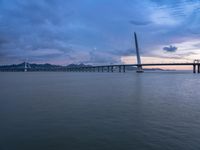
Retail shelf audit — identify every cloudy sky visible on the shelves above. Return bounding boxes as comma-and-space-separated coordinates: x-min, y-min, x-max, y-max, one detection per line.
0, 0, 200, 66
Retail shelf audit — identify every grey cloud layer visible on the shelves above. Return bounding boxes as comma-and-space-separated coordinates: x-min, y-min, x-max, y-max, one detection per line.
0, 0, 200, 64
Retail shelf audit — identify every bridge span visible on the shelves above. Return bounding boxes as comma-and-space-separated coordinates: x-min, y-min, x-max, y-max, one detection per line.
65, 62, 200, 74
66, 33, 200, 74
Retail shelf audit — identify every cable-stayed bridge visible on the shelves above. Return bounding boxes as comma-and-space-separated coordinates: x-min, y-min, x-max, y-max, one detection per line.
66, 32, 200, 74
2, 33, 199, 73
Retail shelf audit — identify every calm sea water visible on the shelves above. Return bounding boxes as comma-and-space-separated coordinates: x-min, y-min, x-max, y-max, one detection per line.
1, 72, 200, 150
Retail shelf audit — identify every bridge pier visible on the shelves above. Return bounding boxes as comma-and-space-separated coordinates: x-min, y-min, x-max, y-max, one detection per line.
123, 65, 125, 73
136, 65, 144, 73
111, 66, 114, 72
198, 65, 200, 73
102, 66, 104, 72
107, 66, 110, 72
193, 65, 196, 73
119, 66, 121, 72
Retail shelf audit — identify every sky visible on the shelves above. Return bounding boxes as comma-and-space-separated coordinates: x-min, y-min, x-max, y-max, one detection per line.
0, 0, 200, 67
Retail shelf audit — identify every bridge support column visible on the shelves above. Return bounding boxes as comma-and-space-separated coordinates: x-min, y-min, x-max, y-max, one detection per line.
111, 66, 114, 72
119, 66, 121, 72
136, 65, 144, 73
123, 65, 125, 73
102, 67, 104, 72
98, 67, 100, 72
107, 66, 109, 72
193, 65, 196, 73
198, 65, 200, 73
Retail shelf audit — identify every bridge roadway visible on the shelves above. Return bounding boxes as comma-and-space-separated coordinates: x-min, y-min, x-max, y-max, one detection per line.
66, 62, 200, 73
66, 33, 200, 74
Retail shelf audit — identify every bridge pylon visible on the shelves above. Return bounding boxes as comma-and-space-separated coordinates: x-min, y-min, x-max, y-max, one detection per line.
134, 32, 143, 73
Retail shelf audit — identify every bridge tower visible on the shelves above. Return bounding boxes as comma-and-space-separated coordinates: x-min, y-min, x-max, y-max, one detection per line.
134, 32, 143, 73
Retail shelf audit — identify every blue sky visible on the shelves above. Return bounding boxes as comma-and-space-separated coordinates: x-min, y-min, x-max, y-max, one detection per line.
0, 0, 200, 65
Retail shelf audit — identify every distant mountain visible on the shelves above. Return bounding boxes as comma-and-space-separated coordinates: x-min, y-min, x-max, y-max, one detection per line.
0, 62, 165, 72
0, 62, 92, 72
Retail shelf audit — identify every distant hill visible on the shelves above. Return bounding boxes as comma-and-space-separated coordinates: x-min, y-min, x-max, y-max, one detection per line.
0, 62, 164, 72
0, 62, 92, 72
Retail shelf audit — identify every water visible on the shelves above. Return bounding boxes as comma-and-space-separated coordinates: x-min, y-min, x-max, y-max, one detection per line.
1, 72, 200, 150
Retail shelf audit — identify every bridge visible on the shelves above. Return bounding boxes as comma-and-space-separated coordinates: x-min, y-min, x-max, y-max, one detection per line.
66, 32, 200, 74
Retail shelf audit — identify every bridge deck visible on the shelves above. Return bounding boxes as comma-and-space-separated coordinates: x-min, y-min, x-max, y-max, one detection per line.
88, 63, 200, 68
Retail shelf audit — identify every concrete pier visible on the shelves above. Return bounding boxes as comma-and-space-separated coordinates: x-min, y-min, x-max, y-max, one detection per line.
123, 65, 125, 73
111, 66, 114, 72
193, 65, 196, 73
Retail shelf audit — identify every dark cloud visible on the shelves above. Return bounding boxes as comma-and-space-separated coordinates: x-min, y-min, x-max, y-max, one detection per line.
0, 0, 75, 64
163, 45, 177, 52
0, 0, 199, 64
129, 20, 152, 26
